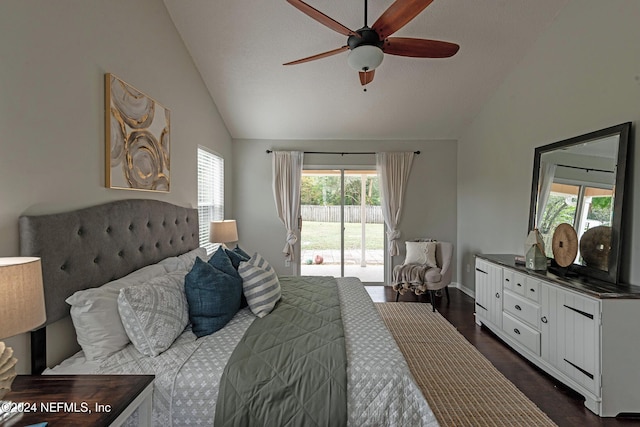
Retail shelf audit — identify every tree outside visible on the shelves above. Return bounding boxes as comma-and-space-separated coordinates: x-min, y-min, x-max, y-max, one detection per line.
539, 193, 613, 251
301, 175, 380, 206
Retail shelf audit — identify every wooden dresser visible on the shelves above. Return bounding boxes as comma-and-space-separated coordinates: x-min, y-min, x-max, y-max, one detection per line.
475, 254, 640, 417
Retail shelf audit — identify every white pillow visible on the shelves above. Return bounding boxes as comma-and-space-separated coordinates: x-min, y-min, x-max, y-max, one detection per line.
178, 247, 207, 270
158, 256, 182, 273
159, 247, 207, 272
65, 264, 167, 360
404, 241, 438, 268
239, 253, 281, 318
117, 273, 188, 357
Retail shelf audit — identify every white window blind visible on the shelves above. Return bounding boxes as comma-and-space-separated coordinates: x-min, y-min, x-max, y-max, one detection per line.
197, 147, 224, 254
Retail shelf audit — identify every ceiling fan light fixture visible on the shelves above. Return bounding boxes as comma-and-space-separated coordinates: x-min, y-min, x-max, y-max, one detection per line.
347, 45, 384, 72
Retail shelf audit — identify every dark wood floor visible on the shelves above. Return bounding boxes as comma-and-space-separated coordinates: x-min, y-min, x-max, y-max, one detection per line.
365, 285, 640, 427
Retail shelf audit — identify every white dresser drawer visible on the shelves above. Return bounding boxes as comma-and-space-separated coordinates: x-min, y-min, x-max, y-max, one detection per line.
504, 290, 540, 328
525, 277, 541, 302
503, 312, 541, 356
503, 269, 515, 292
506, 271, 527, 296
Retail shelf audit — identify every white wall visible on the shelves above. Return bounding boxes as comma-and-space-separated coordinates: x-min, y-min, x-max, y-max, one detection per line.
0, 0, 232, 372
232, 139, 457, 279
457, 0, 640, 290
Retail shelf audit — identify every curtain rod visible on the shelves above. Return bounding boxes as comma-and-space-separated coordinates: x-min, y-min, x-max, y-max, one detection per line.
557, 163, 613, 174
265, 150, 420, 155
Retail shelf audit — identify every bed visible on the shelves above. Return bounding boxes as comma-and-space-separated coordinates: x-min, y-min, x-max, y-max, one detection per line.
19, 199, 438, 426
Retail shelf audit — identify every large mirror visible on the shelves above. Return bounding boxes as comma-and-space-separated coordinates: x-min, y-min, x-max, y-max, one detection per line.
528, 122, 631, 284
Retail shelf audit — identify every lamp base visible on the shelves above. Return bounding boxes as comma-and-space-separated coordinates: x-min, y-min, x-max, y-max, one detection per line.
0, 341, 18, 401
0, 342, 19, 422
0, 401, 21, 422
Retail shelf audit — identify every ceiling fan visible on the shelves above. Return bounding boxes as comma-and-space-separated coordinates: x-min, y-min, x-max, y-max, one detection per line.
284, 0, 460, 89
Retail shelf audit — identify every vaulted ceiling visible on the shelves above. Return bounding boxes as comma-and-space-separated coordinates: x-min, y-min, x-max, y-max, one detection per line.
164, 0, 568, 140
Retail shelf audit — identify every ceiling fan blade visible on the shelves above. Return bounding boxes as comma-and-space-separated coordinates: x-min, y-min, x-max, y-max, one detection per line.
283, 46, 349, 66
383, 37, 459, 58
359, 69, 375, 85
287, 0, 358, 37
372, 0, 435, 39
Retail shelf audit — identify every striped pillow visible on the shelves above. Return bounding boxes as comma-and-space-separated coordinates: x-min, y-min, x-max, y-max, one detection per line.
238, 253, 281, 318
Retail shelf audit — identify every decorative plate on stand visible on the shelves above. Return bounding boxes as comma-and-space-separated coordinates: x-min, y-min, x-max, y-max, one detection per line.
552, 223, 578, 267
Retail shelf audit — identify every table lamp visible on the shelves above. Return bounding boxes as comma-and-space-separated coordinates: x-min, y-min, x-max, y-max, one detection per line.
209, 220, 239, 248
0, 257, 46, 401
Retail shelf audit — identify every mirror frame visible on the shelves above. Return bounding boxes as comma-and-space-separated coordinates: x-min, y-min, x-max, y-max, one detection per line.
528, 122, 631, 284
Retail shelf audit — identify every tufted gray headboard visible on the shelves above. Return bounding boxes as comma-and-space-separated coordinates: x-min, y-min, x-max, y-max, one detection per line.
19, 199, 199, 326
20, 199, 200, 373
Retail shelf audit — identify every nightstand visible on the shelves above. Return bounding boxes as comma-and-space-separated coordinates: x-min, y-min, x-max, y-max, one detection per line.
0, 375, 153, 427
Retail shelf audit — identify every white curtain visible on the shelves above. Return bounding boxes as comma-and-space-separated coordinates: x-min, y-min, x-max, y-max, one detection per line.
376, 152, 415, 256
536, 161, 557, 229
272, 151, 304, 261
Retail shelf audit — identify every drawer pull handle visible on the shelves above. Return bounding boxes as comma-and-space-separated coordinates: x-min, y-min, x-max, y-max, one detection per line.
517, 283, 522, 287
530, 288, 536, 293
541, 316, 548, 324
495, 293, 500, 299
505, 278, 510, 282
515, 304, 522, 311
514, 328, 521, 335
563, 304, 594, 320
564, 359, 594, 380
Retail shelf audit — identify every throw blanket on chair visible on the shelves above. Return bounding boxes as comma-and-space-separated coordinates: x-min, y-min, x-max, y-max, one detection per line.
392, 264, 442, 295
214, 276, 348, 427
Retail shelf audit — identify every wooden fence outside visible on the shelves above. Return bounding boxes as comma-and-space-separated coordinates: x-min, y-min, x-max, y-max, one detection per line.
301, 205, 384, 223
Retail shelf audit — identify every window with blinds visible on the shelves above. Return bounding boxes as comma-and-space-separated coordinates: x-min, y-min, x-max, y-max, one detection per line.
197, 147, 224, 254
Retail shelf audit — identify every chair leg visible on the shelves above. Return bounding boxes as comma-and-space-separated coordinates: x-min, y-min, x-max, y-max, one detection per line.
444, 286, 450, 304
429, 290, 436, 312
395, 290, 400, 302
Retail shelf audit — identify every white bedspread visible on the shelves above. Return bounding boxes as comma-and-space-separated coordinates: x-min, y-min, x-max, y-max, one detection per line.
338, 277, 437, 426
48, 277, 438, 426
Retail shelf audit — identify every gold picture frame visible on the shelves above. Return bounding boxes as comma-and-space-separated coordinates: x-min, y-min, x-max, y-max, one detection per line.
105, 73, 170, 192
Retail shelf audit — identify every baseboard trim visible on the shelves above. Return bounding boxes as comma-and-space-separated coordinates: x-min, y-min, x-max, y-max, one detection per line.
452, 282, 475, 299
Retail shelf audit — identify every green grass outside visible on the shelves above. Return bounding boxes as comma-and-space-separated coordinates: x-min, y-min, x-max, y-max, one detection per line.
300, 221, 384, 250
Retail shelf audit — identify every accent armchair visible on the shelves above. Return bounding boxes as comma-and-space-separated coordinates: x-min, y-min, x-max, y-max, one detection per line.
392, 240, 454, 311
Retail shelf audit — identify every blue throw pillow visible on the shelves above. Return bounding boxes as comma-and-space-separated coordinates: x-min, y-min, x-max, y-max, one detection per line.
209, 246, 241, 279
210, 246, 248, 308
233, 245, 251, 260
225, 248, 250, 270
185, 257, 242, 338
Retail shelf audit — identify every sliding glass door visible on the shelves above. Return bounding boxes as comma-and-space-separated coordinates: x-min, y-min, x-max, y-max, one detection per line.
299, 169, 384, 283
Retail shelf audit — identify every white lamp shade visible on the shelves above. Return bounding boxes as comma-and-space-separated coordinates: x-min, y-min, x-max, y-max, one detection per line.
347, 45, 384, 71
0, 257, 46, 339
209, 220, 239, 244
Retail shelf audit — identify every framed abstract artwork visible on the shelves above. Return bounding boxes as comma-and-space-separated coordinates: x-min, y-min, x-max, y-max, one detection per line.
105, 73, 171, 192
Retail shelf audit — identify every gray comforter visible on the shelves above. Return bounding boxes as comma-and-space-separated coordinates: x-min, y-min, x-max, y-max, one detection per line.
215, 276, 347, 426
